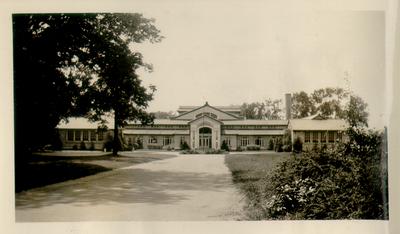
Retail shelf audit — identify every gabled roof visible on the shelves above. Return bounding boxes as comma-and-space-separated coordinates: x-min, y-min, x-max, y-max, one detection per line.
289, 119, 348, 131
173, 102, 240, 120
188, 114, 224, 124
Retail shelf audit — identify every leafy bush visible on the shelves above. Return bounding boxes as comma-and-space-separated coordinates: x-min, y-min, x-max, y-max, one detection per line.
293, 137, 303, 153
221, 140, 230, 151
246, 144, 260, 151
72, 144, 78, 150
89, 142, 95, 151
135, 139, 143, 149
180, 141, 190, 150
274, 138, 283, 152
282, 144, 291, 152
79, 141, 87, 150
103, 134, 122, 152
259, 128, 388, 220
267, 139, 274, 150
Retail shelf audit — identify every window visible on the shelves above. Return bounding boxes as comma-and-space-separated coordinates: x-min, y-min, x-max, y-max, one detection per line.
241, 137, 249, 146
90, 131, 96, 141
74, 130, 81, 141
163, 137, 172, 146
305, 132, 310, 143
83, 131, 89, 141
67, 130, 74, 141
328, 131, 335, 143
127, 137, 132, 145
312, 132, 319, 143
255, 137, 263, 146
320, 131, 327, 143
180, 136, 186, 145
98, 131, 104, 141
148, 136, 157, 144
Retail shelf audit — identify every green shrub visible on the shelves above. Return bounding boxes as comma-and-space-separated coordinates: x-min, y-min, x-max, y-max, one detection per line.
79, 141, 86, 150
72, 144, 78, 150
135, 139, 143, 149
274, 138, 283, 152
180, 141, 190, 150
293, 137, 303, 153
282, 144, 291, 152
259, 128, 388, 220
89, 142, 95, 151
267, 139, 274, 150
246, 144, 261, 151
221, 140, 230, 151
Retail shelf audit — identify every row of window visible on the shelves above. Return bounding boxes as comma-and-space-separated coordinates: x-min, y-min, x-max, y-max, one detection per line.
129, 125, 189, 129
66, 130, 104, 142
238, 137, 266, 146
146, 136, 186, 146
304, 131, 342, 143
223, 125, 286, 130
195, 112, 218, 119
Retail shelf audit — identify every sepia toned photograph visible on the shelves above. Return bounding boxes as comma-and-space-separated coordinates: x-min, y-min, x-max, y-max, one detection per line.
5, 0, 396, 231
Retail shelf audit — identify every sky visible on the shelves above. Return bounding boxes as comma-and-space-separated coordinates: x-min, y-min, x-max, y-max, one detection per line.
124, 2, 386, 129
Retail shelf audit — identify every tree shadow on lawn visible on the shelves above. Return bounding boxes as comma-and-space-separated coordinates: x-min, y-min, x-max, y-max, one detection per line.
16, 168, 233, 209
15, 153, 176, 192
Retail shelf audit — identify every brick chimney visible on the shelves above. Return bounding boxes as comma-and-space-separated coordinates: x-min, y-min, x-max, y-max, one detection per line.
285, 93, 292, 120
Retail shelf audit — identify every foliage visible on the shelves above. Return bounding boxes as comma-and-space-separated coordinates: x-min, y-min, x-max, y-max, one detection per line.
79, 141, 87, 150
344, 95, 369, 128
274, 138, 283, 152
246, 145, 261, 151
152, 111, 177, 119
240, 99, 283, 120
292, 137, 303, 153
290, 87, 369, 128
89, 142, 95, 151
282, 130, 292, 152
103, 134, 122, 152
259, 128, 388, 220
180, 141, 190, 150
13, 13, 163, 157
267, 139, 274, 150
221, 140, 230, 151
291, 91, 316, 118
180, 149, 227, 154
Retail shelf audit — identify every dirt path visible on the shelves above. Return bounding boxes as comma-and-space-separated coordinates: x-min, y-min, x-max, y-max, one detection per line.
15, 154, 244, 221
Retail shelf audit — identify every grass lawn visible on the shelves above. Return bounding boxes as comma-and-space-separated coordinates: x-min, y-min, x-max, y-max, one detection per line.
15, 151, 176, 193
225, 152, 291, 219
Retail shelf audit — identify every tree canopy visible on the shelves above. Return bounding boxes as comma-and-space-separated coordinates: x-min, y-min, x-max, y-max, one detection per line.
240, 87, 369, 128
291, 87, 368, 127
240, 99, 283, 120
13, 13, 163, 156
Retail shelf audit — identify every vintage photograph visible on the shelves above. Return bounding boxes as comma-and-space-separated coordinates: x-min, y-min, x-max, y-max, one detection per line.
12, 4, 389, 223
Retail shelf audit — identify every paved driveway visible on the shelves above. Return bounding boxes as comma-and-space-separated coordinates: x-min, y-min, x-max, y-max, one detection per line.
15, 154, 244, 221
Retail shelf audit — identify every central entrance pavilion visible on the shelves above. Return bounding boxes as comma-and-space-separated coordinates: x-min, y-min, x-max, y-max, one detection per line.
122, 102, 288, 151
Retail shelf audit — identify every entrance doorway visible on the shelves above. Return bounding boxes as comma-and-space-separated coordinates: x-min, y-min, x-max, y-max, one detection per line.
199, 127, 212, 149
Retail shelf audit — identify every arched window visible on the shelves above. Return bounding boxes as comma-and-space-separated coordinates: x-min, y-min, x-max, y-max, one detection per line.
199, 127, 212, 134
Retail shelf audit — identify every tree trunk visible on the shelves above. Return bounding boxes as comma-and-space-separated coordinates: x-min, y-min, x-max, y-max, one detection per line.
113, 111, 119, 156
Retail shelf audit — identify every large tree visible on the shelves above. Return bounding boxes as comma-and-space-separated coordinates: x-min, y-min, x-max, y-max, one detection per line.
240, 99, 283, 120
344, 95, 369, 128
13, 13, 162, 157
291, 87, 369, 127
